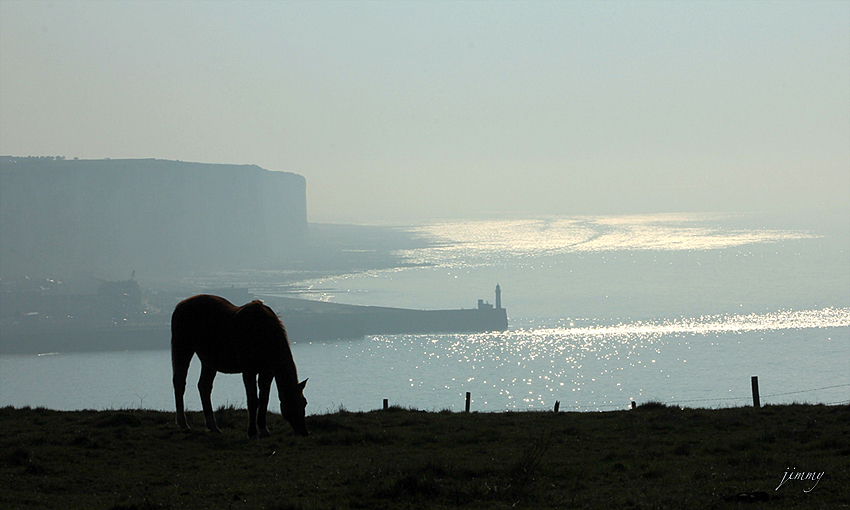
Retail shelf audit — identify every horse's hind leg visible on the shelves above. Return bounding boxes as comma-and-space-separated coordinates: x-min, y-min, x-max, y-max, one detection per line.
171, 340, 194, 431
242, 372, 260, 438
198, 365, 221, 433
256, 372, 274, 438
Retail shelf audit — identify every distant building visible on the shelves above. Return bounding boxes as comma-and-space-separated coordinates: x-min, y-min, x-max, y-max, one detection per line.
0, 275, 142, 324
478, 285, 503, 310
97, 277, 142, 322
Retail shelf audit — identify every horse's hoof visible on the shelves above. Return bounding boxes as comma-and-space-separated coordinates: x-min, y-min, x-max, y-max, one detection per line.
177, 416, 190, 430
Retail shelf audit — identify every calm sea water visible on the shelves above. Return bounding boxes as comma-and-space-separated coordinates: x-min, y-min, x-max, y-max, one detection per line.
2, 213, 848, 414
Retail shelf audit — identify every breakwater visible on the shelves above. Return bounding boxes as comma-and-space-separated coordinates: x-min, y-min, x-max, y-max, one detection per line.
0, 295, 508, 354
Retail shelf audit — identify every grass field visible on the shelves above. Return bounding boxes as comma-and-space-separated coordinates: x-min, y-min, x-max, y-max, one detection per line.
1, 403, 847, 509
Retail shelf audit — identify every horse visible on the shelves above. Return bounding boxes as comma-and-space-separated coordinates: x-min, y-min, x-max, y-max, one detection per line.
171, 294, 309, 437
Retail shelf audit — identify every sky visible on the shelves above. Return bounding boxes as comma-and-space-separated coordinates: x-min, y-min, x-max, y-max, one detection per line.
1, 1, 848, 224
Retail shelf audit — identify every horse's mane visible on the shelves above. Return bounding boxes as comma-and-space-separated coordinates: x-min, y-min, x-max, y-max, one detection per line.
242, 300, 289, 341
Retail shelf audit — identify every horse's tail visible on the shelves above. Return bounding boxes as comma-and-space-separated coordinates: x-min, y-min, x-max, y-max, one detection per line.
171, 301, 195, 430
170, 304, 195, 377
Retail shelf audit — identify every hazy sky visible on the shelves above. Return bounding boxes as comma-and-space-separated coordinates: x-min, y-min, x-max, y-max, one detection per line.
1, 1, 848, 224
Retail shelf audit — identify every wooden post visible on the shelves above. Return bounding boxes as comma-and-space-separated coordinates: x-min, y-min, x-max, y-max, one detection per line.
751, 376, 760, 408
554, 401, 560, 412
631, 401, 636, 410
465, 392, 471, 413
383, 399, 388, 411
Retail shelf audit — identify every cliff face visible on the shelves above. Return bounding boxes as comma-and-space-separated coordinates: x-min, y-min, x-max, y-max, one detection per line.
0, 157, 307, 277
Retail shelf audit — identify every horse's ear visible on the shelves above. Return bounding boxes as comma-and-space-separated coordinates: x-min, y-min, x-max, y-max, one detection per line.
299, 379, 308, 390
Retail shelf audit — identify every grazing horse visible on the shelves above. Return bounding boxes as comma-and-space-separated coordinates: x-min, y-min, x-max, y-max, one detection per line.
171, 294, 309, 437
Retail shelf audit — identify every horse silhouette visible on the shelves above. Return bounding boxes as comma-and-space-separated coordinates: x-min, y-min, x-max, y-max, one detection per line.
171, 294, 308, 437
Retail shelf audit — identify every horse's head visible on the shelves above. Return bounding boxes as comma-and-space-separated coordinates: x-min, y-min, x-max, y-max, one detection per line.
281, 378, 309, 436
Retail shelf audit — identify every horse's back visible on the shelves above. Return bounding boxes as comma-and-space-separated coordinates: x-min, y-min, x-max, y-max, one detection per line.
171, 295, 239, 368
171, 295, 285, 374
172, 294, 237, 337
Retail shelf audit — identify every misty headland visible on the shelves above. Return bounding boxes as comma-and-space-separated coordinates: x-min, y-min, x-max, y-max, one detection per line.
0, 156, 444, 279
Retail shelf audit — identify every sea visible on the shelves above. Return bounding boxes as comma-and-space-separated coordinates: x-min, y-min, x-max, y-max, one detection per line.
1, 212, 848, 415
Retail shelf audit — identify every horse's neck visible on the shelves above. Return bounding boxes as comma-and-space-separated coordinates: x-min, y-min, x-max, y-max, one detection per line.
274, 369, 299, 401
273, 352, 298, 389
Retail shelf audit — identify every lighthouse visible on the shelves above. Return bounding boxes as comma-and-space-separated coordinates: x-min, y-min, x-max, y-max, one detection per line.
495, 284, 502, 310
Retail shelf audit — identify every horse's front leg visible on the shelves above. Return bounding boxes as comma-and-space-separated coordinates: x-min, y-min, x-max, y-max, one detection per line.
242, 372, 260, 439
198, 365, 221, 433
256, 372, 274, 438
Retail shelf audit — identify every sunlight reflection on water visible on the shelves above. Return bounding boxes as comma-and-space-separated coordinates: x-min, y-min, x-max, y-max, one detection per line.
529, 307, 850, 338
401, 214, 820, 264
294, 307, 849, 413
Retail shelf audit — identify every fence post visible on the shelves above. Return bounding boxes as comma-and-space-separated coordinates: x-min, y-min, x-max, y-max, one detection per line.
631, 401, 636, 410
751, 376, 760, 408
383, 398, 388, 411
554, 401, 560, 412
465, 392, 471, 413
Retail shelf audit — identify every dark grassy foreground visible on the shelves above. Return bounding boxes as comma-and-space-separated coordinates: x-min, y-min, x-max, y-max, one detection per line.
1, 404, 848, 509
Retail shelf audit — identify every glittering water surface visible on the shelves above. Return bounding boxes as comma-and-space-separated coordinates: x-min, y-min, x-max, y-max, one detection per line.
402, 214, 819, 260
1, 308, 846, 413
1, 214, 848, 412
293, 308, 848, 413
